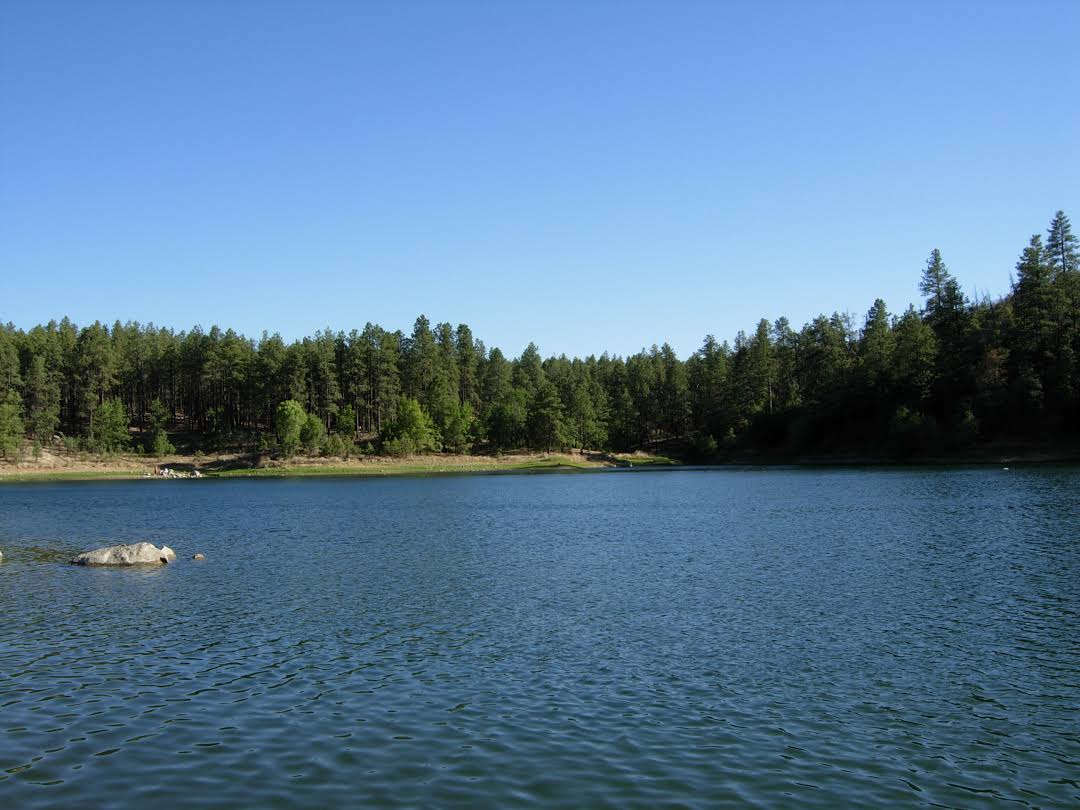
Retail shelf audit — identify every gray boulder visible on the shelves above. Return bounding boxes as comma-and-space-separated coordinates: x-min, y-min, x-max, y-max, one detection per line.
71, 542, 177, 566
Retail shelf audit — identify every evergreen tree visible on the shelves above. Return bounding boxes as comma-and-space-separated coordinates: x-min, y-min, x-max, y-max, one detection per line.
146, 398, 175, 455
919, 249, 965, 327
0, 211, 1077, 465
274, 399, 306, 457
90, 398, 129, 452
0, 329, 22, 398
23, 354, 60, 441
381, 398, 440, 456
892, 306, 938, 409
859, 299, 895, 401
1046, 210, 1078, 276
0, 392, 23, 459
527, 379, 567, 451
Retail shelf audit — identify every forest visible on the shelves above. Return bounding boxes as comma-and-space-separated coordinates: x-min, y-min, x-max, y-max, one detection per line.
1, 211, 1077, 462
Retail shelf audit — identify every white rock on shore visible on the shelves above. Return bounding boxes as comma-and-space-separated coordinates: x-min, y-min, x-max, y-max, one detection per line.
70, 542, 177, 566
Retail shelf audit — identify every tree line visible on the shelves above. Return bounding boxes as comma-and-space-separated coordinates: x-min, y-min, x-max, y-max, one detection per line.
1, 210, 1077, 460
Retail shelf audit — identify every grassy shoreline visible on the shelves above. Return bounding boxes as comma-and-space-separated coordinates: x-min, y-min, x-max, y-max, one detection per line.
1, 443, 1076, 483
4, 453, 1075, 486
0, 451, 677, 483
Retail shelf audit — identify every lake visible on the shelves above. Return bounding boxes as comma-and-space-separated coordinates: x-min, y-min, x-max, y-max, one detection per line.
1, 468, 1078, 808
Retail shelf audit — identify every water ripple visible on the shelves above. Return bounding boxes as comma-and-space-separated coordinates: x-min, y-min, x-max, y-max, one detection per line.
0, 469, 1078, 807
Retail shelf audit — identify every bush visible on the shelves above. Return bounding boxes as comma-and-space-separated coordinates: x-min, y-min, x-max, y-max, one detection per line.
151, 431, 176, 456
954, 409, 979, 446
300, 413, 325, 453
689, 430, 718, 460
380, 399, 440, 457
335, 405, 357, 437
274, 400, 306, 457
887, 406, 940, 457
320, 433, 352, 458
383, 437, 414, 458
90, 398, 130, 453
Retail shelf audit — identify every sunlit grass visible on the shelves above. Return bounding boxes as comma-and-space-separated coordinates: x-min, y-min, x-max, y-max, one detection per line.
211, 455, 596, 478
0, 469, 144, 483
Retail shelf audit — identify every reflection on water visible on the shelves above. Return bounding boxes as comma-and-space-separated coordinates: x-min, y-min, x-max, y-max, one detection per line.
0, 469, 1078, 808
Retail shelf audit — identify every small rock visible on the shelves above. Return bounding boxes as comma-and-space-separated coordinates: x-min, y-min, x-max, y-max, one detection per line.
71, 542, 177, 566
192, 553, 206, 561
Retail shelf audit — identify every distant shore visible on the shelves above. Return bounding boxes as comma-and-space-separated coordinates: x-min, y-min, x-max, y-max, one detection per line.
0, 449, 677, 483
1, 443, 1076, 483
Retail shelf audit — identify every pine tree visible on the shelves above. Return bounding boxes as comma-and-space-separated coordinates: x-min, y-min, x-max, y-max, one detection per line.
24, 354, 60, 441
1013, 234, 1053, 333
919, 249, 966, 334
1046, 210, 1078, 276
0, 392, 23, 459
859, 299, 895, 399
527, 379, 567, 451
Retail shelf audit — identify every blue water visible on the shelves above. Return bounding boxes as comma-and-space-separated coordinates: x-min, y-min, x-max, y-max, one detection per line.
1, 468, 1078, 808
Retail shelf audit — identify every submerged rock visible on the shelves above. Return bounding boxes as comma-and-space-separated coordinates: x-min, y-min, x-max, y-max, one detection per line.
70, 543, 177, 566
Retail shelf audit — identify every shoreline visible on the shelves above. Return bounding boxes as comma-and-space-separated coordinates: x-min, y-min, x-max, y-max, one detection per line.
0, 446, 1076, 483
0, 450, 676, 483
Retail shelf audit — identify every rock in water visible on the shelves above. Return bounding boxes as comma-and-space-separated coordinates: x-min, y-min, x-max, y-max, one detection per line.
192, 553, 206, 561
70, 543, 177, 566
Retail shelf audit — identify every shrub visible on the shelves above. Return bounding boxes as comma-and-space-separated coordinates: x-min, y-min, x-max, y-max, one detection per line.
380, 399, 440, 457
690, 430, 718, 460
274, 400, 306, 457
90, 398, 130, 453
954, 409, 979, 446
320, 433, 352, 458
152, 431, 176, 456
887, 406, 940, 457
300, 413, 325, 453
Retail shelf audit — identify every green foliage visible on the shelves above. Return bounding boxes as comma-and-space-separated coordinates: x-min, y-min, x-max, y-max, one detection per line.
1046, 210, 1078, 275
336, 404, 357, 436
0, 331, 22, 399
484, 390, 528, 448
0, 391, 24, 460
300, 413, 326, 453
151, 431, 176, 456
381, 398, 441, 457
439, 400, 475, 453
954, 409, 979, 446
274, 399, 307, 457
887, 406, 940, 457
919, 249, 966, 334
690, 430, 718, 460
320, 433, 353, 458
145, 398, 175, 455
23, 354, 59, 440
90, 398, 129, 453
1, 209, 1077, 462
527, 380, 568, 451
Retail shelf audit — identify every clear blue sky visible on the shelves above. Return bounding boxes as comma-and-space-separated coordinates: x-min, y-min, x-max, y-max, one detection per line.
2, 1, 1077, 358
